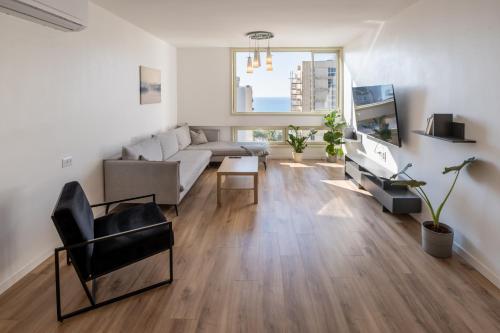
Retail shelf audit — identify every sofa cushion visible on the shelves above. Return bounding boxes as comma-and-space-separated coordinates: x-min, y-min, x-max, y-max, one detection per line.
174, 125, 191, 150
155, 130, 179, 160
167, 150, 211, 192
190, 129, 208, 145
185, 141, 269, 156
122, 137, 162, 161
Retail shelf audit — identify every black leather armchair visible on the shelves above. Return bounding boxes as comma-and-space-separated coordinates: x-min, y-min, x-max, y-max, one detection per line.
51, 181, 174, 322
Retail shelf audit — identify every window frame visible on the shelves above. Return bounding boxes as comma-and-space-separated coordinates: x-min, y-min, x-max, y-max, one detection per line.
231, 126, 328, 147
230, 47, 343, 116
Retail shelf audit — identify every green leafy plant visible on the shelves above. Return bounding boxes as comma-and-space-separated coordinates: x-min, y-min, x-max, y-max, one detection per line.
323, 111, 346, 157
390, 157, 476, 231
286, 125, 317, 153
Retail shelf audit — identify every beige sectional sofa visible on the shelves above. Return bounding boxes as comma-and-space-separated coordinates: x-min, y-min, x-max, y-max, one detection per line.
104, 125, 268, 212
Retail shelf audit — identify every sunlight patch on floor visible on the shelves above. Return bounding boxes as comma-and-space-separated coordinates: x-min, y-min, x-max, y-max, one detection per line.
320, 179, 371, 196
316, 197, 355, 218
315, 162, 345, 168
279, 162, 314, 168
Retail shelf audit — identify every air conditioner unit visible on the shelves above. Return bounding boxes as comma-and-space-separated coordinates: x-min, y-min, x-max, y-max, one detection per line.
0, 0, 87, 31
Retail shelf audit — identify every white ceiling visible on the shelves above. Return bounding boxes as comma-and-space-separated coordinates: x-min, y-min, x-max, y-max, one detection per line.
92, 0, 418, 47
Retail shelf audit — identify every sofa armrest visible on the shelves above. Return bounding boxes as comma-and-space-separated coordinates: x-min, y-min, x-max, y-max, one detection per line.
104, 160, 180, 205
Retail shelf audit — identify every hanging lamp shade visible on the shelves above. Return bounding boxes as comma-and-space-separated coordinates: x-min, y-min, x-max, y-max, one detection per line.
246, 56, 253, 73
253, 49, 261, 68
266, 63, 273, 71
266, 46, 272, 65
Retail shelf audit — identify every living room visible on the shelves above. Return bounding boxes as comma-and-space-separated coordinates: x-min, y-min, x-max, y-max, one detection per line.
0, 0, 499, 332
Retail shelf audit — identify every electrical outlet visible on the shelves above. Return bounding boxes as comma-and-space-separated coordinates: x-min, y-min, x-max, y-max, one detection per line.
376, 151, 387, 162
62, 156, 72, 168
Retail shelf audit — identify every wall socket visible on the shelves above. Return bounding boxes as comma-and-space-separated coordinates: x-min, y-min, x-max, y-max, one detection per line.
62, 156, 72, 168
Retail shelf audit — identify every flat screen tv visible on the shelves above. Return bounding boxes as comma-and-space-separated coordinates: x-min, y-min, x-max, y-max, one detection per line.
352, 84, 401, 147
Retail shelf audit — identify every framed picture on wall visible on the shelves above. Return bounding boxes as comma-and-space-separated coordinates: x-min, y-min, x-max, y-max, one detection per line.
140, 66, 161, 104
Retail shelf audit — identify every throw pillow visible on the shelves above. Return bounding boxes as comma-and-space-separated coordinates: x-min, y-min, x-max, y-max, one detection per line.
155, 130, 179, 160
122, 137, 162, 161
174, 125, 191, 150
190, 129, 208, 145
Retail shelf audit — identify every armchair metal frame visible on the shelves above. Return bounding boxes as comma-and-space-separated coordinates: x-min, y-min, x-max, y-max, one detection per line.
52, 193, 173, 322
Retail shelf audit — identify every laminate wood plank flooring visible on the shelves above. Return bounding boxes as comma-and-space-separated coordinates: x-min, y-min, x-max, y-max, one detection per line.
0, 160, 499, 332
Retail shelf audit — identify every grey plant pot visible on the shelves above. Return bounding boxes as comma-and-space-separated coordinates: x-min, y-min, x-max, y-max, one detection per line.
326, 154, 337, 163
421, 221, 454, 258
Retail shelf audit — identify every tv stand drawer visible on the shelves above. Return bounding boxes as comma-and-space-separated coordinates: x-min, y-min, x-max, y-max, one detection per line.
345, 161, 362, 184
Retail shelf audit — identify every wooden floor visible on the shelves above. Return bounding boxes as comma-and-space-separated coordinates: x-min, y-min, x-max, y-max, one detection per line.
0, 160, 499, 332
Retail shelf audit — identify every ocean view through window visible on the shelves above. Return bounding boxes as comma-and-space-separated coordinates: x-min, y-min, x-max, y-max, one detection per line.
253, 97, 290, 112
232, 48, 341, 114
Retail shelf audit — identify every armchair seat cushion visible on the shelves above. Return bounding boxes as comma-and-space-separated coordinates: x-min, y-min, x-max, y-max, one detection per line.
91, 202, 173, 277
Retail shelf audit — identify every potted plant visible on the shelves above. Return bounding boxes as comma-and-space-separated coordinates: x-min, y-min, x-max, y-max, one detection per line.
390, 157, 476, 258
323, 111, 346, 163
286, 125, 317, 162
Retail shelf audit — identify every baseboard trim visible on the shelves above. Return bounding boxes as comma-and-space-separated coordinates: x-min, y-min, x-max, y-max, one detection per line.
453, 242, 500, 289
410, 215, 500, 289
0, 247, 54, 295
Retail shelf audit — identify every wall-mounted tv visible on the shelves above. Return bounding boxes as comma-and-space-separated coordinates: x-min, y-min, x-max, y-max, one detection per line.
352, 84, 401, 147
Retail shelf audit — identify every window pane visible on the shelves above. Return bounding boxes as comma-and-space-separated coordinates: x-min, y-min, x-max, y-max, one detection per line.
296, 129, 327, 143
234, 50, 338, 113
236, 129, 284, 143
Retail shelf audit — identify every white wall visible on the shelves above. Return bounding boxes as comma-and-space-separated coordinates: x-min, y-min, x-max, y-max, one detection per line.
0, 3, 177, 293
343, 0, 500, 287
177, 47, 327, 159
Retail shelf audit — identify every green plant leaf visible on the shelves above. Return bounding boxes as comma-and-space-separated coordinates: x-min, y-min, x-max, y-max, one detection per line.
332, 131, 343, 140
323, 131, 335, 142
326, 144, 335, 155
442, 157, 476, 174
390, 179, 427, 187
390, 163, 413, 179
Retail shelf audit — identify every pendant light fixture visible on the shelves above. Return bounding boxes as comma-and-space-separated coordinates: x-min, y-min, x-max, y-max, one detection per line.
245, 31, 274, 72
246, 36, 253, 74
253, 39, 261, 68
266, 38, 273, 71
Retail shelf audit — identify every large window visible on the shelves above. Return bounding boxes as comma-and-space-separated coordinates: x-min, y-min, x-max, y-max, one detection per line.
235, 128, 285, 144
232, 48, 342, 115
232, 127, 326, 145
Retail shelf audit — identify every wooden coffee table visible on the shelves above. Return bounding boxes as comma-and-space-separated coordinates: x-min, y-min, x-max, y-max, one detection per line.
217, 156, 259, 206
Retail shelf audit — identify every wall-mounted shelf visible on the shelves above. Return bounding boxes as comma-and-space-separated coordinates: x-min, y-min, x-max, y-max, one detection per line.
412, 130, 476, 143
414, 114, 476, 143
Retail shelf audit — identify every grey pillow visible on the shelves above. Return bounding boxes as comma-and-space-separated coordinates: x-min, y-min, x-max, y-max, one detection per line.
156, 130, 179, 160
190, 129, 208, 145
122, 137, 162, 161
174, 125, 191, 150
